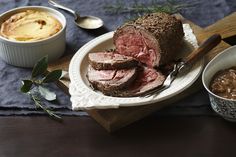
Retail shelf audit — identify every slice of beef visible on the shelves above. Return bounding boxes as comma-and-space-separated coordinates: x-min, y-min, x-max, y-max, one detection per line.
113, 12, 184, 68
88, 52, 138, 70
105, 67, 166, 97
87, 65, 138, 93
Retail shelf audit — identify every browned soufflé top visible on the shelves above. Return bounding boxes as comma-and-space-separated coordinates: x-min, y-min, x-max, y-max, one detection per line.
0, 10, 62, 42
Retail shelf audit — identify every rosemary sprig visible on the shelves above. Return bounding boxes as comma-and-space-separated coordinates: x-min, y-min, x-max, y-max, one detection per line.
104, 0, 192, 15
20, 56, 63, 120
30, 92, 61, 120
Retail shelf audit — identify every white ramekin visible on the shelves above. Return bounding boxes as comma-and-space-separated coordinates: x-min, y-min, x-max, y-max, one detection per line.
0, 6, 66, 67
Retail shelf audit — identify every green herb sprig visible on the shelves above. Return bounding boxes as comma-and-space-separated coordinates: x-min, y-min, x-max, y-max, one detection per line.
104, 0, 193, 16
20, 56, 63, 120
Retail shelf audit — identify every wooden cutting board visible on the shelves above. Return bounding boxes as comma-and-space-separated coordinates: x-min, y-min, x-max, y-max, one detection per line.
48, 13, 236, 132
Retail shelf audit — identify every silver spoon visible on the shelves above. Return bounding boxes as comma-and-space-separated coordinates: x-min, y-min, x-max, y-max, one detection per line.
48, 0, 103, 29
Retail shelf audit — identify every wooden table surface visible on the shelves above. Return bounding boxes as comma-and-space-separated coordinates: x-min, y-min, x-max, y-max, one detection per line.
0, 115, 236, 157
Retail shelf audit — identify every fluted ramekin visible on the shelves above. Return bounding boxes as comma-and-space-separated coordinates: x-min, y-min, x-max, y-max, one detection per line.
0, 6, 66, 67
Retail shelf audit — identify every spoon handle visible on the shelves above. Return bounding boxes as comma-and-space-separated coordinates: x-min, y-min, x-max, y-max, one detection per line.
48, 0, 78, 18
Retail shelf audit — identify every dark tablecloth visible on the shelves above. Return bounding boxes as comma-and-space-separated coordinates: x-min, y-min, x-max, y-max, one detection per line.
0, 0, 235, 116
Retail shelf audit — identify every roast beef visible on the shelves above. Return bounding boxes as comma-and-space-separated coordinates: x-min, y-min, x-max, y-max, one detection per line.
86, 13, 182, 97
88, 52, 138, 70
104, 67, 165, 97
87, 65, 138, 93
114, 12, 184, 67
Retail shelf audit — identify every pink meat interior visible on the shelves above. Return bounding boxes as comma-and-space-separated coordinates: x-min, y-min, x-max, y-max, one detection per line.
89, 52, 132, 63
88, 67, 116, 81
129, 67, 165, 93
88, 65, 136, 85
115, 27, 160, 67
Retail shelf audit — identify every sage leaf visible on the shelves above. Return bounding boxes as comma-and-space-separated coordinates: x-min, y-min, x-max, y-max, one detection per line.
32, 56, 48, 78
21, 80, 33, 93
38, 85, 56, 101
43, 70, 62, 83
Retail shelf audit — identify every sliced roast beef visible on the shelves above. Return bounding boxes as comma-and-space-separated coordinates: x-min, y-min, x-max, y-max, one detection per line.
105, 67, 166, 97
87, 65, 138, 93
114, 12, 184, 67
88, 52, 138, 70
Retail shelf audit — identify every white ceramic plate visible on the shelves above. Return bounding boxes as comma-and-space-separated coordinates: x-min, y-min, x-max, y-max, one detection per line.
69, 24, 204, 109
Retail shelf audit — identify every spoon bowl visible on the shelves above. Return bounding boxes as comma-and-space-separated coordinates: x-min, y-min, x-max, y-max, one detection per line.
75, 16, 103, 29
48, 0, 103, 29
